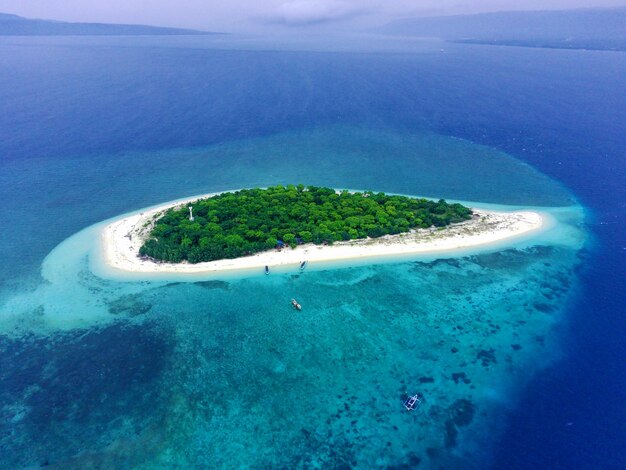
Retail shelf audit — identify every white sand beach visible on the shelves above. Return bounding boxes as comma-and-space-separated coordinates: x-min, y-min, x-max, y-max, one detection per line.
98, 192, 546, 276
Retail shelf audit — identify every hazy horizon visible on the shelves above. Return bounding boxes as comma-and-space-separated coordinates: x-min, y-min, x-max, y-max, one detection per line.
1, 0, 624, 32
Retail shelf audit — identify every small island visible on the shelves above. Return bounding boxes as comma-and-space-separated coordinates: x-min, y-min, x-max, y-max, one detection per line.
98, 186, 546, 277
139, 185, 473, 263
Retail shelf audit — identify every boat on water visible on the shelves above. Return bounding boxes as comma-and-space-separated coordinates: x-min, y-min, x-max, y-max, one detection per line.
300, 260, 307, 270
291, 299, 302, 311
265, 265, 269, 275
403, 394, 422, 411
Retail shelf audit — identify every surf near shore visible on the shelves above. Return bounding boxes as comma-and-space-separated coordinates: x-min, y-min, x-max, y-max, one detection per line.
97, 192, 547, 278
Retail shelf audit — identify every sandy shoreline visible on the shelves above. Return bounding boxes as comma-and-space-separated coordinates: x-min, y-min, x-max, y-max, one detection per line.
97, 192, 546, 276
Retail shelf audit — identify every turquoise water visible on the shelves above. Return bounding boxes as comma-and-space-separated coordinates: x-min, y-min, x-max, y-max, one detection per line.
133, 246, 582, 469
0, 125, 587, 468
4, 33, 623, 468
0, 126, 573, 294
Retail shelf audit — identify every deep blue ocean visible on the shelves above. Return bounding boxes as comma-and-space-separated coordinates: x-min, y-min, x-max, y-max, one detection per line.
0, 35, 624, 468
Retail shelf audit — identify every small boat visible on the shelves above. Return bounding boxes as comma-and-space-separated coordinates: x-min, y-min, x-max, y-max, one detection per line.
300, 260, 307, 270
265, 266, 269, 275
403, 394, 421, 411
291, 299, 302, 311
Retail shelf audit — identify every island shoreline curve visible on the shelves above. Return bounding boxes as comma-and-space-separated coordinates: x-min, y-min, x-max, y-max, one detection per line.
96, 190, 548, 278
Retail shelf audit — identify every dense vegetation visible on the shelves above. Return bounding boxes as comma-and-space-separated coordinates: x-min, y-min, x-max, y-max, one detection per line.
139, 185, 472, 263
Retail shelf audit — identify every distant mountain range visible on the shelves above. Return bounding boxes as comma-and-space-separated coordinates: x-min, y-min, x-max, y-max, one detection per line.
0, 13, 218, 36
380, 7, 626, 51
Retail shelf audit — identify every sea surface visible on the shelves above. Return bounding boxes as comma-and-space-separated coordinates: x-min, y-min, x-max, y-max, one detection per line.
0, 35, 624, 469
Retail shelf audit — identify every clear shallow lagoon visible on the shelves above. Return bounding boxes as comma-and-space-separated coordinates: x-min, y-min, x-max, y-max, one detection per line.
0, 35, 623, 468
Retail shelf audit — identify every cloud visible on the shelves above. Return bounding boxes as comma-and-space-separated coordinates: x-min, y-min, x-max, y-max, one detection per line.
271, 0, 364, 25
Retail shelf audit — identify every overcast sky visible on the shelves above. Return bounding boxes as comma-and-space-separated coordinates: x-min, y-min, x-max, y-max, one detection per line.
0, 0, 624, 32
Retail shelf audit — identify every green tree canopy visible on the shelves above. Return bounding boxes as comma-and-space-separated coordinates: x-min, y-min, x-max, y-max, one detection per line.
139, 186, 472, 263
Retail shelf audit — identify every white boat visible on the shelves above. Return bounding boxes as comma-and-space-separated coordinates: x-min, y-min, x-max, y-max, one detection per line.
403, 394, 421, 411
